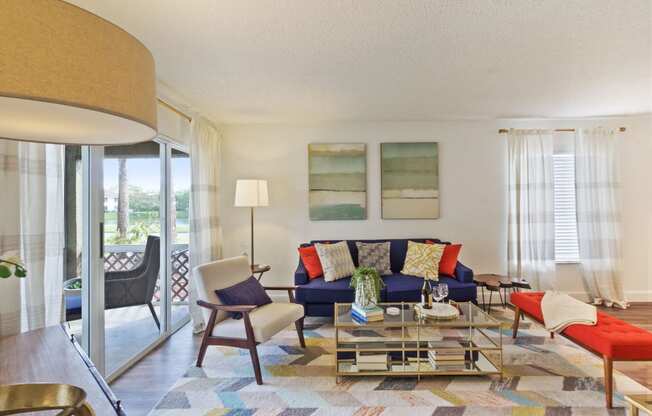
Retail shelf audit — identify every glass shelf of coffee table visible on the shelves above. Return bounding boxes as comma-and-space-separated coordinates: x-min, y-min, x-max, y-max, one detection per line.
334, 302, 504, 380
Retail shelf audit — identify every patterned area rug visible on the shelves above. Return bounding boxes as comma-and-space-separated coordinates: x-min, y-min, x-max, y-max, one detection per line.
149, 309, 650, 415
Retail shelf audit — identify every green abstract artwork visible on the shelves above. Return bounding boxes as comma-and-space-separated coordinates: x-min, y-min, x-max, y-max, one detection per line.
309, 143, 366, 220
381, 142, 439, 219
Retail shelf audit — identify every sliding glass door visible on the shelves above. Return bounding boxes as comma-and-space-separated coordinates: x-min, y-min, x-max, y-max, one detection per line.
169, 148, 191, 329
63, 139, 190, 380
103, 142, 163, 375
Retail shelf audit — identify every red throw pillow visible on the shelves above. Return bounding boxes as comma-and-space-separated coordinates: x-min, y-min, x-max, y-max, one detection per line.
298, 245, 323, 279
425, 240, 462, 277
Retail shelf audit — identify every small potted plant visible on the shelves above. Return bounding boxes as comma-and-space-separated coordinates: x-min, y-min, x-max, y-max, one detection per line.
350, 267, 384, 308
0, 253, 27, 279
63, 277, 82, 297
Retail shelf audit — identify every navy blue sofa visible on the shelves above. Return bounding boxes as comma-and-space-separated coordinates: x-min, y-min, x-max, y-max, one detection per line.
294, 238, 476, 317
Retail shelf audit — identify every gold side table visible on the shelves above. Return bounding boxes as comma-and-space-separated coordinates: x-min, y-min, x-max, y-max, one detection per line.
625, 394, 652, 416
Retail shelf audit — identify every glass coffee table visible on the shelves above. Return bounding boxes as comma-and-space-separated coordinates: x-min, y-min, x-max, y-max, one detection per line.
334, 302, 504, 381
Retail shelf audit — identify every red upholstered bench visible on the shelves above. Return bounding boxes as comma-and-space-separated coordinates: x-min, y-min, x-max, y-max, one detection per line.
511, 291, 652, 408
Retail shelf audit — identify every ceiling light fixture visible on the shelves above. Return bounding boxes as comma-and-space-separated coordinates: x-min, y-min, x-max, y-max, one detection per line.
0, 0, 157, 145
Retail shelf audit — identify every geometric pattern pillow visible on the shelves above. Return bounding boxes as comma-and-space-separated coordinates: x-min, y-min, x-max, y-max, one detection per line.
356, 242, 392, 275
401, 240, 445, 280
315, 241, 356, 282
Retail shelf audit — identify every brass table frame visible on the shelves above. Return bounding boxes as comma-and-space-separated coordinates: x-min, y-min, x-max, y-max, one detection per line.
625, 394, 652, 416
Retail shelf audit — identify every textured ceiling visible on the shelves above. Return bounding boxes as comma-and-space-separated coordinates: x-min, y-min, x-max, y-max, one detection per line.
66, 0, 652, 123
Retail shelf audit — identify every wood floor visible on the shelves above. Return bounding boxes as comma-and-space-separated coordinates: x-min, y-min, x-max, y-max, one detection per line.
110, 303, 652, 416
110, 324, 201, 415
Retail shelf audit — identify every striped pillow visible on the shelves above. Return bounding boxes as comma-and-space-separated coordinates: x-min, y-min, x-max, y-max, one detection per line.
315, 241, 356, 282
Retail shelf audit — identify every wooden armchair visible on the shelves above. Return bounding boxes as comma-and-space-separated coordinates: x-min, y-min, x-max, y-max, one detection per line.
193, 255, 305, 384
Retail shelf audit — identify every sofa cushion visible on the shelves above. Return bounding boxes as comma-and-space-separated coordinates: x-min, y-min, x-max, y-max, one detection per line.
401, 241, 444, 280
440, 244, 462, 276
427, 240, 462, 276
356, 241, 392, 275
384, 273, 477, 303
383, 274, 424, 302
295, 276, 356, 304
315, 241, 356, 282
298, 245, 323, 279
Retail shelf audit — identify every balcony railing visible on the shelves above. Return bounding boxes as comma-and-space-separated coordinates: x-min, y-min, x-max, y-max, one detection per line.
104, 244, 190, 302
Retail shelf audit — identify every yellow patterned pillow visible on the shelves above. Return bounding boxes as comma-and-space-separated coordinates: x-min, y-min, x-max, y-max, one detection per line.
401, 241, 445, 280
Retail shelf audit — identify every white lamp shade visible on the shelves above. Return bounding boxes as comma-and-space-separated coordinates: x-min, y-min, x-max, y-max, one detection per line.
0, 0, 157, 145
234, 180, 269, 207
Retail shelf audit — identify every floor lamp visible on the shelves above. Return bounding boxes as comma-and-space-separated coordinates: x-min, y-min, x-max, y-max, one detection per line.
234, 179, 269, 268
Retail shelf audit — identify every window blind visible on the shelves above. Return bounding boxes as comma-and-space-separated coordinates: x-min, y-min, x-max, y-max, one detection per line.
553, 154, 580, 262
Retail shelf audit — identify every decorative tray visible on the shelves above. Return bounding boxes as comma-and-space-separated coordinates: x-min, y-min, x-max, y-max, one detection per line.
414, 303, 460, 320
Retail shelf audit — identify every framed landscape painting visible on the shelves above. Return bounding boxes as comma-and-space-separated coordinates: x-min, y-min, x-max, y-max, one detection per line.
381, 142, 439, 219
308, 143, 366, 220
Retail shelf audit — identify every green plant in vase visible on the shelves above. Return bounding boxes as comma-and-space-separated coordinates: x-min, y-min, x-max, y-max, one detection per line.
0, 254, 27, 279
350, 267, 384, 308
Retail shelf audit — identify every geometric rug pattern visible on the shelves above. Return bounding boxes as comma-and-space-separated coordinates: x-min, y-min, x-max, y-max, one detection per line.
149, 309, 650, 415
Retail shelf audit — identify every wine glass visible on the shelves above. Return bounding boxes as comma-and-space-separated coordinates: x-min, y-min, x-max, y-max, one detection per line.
439, 283, 449, 303
432, 283, 445, 303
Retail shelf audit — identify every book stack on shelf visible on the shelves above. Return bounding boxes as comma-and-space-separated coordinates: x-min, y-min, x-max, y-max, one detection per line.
351, 304, 384, 324
428, 341, 468, 371
356, 350, 389, 371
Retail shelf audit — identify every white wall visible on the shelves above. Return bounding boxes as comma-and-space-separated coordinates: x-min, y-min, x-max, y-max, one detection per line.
220, 116, 652, 301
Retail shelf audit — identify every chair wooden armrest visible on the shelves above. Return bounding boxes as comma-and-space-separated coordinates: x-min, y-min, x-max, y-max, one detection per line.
263, 285, 297, 291
196, 300, 257, 313
263, 286, 298, 303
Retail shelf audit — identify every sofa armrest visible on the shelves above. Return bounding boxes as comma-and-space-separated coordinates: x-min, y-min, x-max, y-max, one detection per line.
294, 261, 308, 285
455, 262, 474, 283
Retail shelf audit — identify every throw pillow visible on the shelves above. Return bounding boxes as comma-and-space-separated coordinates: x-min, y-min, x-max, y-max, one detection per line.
315, 241, 356, 282
401, 240, 445, 280
214, 276, 272, 319
439, 244, 462, 276
356, 241, 392, 275
425, 240, 462, 277
298, 245, 323, 279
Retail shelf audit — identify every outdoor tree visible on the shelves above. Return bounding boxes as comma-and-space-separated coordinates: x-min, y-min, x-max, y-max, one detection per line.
117, 158, 129, 239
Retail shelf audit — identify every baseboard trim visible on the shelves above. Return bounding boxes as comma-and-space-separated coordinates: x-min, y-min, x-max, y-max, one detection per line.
564, 290, 652, 303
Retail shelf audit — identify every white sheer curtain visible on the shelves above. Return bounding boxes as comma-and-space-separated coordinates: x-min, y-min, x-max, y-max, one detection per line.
507, 129, 556, 290
0, 140, 64, 336
575, 128, 627, 309
188, 117, 223, 332
0, 140, 22, 335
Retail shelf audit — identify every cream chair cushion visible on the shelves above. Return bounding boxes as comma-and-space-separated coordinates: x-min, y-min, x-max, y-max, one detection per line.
211, 302, 304, 342
192, 255, 254, 325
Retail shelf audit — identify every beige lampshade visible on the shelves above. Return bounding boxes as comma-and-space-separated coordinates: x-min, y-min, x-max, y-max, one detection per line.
234, 180, 269, 207
0, 0, 157, 145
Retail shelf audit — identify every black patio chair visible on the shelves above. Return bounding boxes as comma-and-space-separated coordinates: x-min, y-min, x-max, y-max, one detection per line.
104, 235, 161, 328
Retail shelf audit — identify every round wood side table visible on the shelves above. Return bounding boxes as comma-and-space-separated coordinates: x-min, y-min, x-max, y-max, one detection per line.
252, 264, 271, 281
474, 274, 531, 312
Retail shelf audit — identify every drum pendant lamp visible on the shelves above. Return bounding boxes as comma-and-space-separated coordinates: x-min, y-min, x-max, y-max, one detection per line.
0, 0, 158, 145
